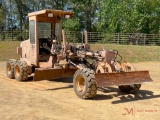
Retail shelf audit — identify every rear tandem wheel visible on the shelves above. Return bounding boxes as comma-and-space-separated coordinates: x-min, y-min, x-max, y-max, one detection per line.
14, 60, 29, 81
6, 59, 16, 79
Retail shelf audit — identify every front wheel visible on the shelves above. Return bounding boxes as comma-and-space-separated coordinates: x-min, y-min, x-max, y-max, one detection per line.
73, 68, 97, 99
118, 84, 141, 93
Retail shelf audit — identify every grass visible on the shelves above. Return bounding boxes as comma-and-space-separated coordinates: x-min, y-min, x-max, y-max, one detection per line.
0, 41, 21, 61
91, 44, 160, 62
0, 41, 160, 62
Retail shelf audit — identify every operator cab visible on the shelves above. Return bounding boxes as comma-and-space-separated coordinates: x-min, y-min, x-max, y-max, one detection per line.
38, 22, 58, 55
28, 10, 74, 64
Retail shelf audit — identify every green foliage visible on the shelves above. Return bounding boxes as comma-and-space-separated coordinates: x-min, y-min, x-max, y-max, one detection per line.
97, 0, 160, 33
63, 18, 81, 31
0, 1, 5, 29
0, 9, 4, 23
98, 33, 116, 44
1, 0, 160, 34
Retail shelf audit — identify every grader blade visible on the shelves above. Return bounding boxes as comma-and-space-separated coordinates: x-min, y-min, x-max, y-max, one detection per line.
34, 68, 76, 81
95, 71, 153, 87
34, 68, 64, 81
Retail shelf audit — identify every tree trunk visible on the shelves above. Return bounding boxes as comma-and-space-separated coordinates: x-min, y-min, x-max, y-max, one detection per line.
14, 0, 23, 40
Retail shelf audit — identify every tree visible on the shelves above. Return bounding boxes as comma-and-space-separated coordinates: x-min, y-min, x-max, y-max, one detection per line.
1, 0, 160, 34
96, 0, 160, 33
0, 0, 5, 30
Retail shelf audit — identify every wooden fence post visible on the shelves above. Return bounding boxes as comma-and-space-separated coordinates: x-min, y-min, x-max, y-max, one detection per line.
84, 31, 88, 44
117, 33, 120, 44
144, 33, 146, 46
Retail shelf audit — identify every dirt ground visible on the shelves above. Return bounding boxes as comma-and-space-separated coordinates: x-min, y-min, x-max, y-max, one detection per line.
0, 61, 160, 120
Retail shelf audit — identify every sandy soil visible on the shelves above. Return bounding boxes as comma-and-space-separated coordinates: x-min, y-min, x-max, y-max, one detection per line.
0, 61, 160, 120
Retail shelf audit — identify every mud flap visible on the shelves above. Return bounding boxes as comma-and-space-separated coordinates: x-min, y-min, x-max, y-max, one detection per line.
95, 71, 153, 87
34, 68, 76, 81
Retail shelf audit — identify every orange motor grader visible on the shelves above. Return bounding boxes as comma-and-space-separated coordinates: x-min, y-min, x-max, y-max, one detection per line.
6, 9, 152, 99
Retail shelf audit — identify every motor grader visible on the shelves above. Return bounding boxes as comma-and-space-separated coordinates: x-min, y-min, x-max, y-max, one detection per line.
6, 9, 152, 99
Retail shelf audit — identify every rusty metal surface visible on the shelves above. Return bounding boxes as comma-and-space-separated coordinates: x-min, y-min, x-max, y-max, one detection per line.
95, 71, 153, 87
34, 68, 76, 81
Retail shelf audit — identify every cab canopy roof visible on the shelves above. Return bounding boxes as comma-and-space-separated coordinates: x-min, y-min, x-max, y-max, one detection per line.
28, 9, 74, 18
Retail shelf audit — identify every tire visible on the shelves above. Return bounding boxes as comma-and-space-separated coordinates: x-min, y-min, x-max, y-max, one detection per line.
73, 68, 97, 99
118, 84, 141, 93
14, 60, 29, 81
6, 59, 16, 79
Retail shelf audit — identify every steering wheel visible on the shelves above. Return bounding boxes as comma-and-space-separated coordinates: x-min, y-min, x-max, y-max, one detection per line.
47, 34, 57, 46
48, 34, 57, 41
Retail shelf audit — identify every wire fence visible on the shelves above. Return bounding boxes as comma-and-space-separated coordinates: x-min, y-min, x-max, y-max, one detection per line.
98, 33, 160, 45
65, 31, 84, 43
66, 31, 160, 46
0, 30, 29, 41
1, 30, 160, 46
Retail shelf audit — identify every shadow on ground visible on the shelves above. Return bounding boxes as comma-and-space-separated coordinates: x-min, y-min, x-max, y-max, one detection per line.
50, 77, 73, 83
93, 87, 160, 103
111, 90, 160, 104
46, 85, 73, 91
26, 76, 160, 103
